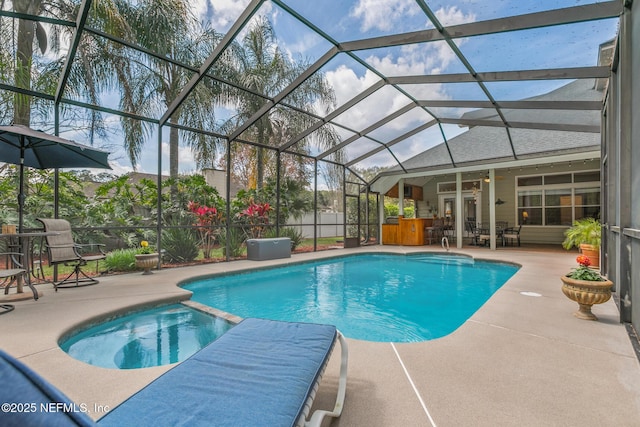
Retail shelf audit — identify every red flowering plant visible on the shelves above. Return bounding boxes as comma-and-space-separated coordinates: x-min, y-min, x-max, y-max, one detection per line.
237, 199, 271, 239
187, 201, 224, 258
567, 255, 604, 281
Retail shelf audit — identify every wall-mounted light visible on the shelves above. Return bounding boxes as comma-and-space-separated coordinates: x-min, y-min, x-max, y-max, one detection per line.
483, 175, 491, 183
495, 198, 505, 205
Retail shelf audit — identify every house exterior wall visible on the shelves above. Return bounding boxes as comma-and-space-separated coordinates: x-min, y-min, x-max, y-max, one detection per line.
419, 160, 601, 245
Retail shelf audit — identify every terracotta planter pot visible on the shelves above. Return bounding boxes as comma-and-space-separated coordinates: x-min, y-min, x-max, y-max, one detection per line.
579, 243, 600, 268
135, 253, 159, 275
560, 275, 612, 320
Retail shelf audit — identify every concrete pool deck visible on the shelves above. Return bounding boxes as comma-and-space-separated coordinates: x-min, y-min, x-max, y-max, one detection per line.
1, 245, 639, 426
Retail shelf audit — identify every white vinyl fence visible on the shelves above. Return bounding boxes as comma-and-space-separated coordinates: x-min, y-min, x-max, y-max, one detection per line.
287, 212, 344, 238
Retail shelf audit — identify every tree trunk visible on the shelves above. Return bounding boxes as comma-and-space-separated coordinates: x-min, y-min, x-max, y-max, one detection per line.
14, 18, 35, 125
12, 0, 44, 125
169, 121, 179, 201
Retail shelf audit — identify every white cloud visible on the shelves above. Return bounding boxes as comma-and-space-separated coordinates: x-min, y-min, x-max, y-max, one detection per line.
196, 0, 254, 32
433, 6, 476, 27
152, 142, 198, 173
350, 0, 420, 32
324, 65, 380, 107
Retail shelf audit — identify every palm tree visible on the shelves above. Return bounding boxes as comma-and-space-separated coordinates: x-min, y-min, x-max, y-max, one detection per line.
113, 0, 227, 186
3, 0, 223, 182
2, 0, 130, 134
221, 17, 339, 190
8, 0, 46, 125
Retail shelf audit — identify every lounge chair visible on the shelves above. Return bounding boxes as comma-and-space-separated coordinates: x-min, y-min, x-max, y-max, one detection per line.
0, 317, 348, 427
36, 218, 106, 290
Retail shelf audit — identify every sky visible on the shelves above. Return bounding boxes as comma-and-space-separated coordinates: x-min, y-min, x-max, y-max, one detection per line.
10, 0, 620, 177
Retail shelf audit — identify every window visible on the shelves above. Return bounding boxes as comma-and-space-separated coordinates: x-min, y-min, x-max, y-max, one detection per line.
437, 180, 481, 193
545, 189, 572, 225
516, 171, 600, 226
518, 190, 542, 225
575, 187, 600, 219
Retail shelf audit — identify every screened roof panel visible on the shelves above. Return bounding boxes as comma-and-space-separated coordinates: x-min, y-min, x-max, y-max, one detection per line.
389, 126, 446, 164
0, 0, 623, 182
440, 123, 469, 142
280, 0, 429, 42
398, 82, 489, 102
281, 54, 382, 117
511, 128, 599, 157
260, 2, 335, 65
454, 20, 619, 73
396, 142, 453, 171
485, 80, 581, 101
342, 137, 384, 162
286, 123, 352, 157
348, 146, 399, 170
502, 109, 601, 129
330, 85, 413, 129
367, 108, 434, 142
236, 104, 318, 148
425, 0, 611, 23
197, 0, 253, 34
447, 127, 514, 164
353, 41, 469, 77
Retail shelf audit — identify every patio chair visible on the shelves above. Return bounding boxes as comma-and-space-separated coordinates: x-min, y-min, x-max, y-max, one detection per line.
467, 222, 489, 246
502, 224, 522, 247
477, 225, 491, 247
36, 218, 106, 290
0, 252, 29, 314
0, 318, 348, 427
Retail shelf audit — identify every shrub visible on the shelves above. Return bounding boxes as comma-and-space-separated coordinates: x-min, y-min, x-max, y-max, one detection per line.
104, 248, 138, 272
219, 227, 244, 257
162, 228, 200, 263
264, 227, 304, 250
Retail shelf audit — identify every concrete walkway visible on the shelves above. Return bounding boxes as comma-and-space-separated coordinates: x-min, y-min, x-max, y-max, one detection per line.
1, 246, 639, 426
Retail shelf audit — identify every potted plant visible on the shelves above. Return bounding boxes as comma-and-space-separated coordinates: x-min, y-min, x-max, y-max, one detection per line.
134, 240, 159, 275
561, 217, 601, 267
561, 255, 613, 320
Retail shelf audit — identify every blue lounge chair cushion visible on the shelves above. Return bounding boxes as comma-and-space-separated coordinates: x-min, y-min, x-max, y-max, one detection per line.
0, 349, 96, 427
99, 318, 337, 427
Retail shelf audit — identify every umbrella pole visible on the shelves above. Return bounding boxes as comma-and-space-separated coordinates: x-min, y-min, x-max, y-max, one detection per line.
18, 148, 25, 234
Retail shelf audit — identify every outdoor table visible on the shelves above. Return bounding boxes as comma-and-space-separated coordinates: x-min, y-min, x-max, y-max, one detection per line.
0, 231, 59, 300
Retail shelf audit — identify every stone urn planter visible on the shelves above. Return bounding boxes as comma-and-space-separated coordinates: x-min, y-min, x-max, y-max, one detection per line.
135, 253, 159, 275
560, 275, 613, 320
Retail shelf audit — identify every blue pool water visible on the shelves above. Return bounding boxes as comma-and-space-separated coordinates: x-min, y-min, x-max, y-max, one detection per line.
60, 304, 233, 369
183, 253, 519, 342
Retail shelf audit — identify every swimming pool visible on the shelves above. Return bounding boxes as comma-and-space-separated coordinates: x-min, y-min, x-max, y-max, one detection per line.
183, 253, 519, 342
59, 304, 233, 369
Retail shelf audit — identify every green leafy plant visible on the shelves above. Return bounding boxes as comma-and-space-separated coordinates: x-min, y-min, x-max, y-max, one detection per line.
562, 217, 601, 250
162, 228, 199, 263
219, 227, 245, 257
104, 248, 138, 272
187, 201, 223, 258
567, 255, 604, 281
138, 240, 154, 254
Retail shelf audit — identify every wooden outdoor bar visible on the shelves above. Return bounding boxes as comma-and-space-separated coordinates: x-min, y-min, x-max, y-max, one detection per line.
382, 216, 434, 246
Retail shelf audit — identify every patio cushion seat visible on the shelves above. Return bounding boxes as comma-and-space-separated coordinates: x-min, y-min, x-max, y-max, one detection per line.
0, 318, 348, 427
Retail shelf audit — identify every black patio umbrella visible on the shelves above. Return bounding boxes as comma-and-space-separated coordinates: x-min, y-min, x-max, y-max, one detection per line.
0, 124, 112, 233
